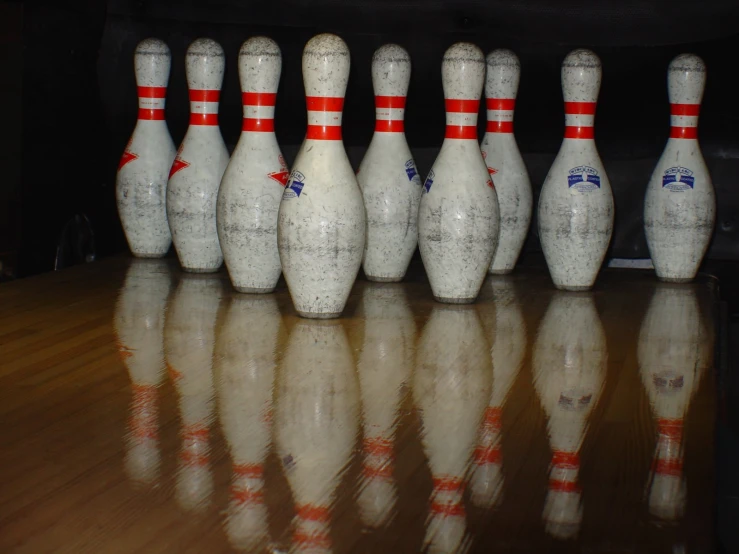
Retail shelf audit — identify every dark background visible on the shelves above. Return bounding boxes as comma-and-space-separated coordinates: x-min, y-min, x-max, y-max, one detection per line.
7, 0, 739, 279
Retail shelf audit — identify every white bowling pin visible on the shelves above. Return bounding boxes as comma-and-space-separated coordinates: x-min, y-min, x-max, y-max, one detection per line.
644, 54, 715, 283
274, 319, 359, 553
414, 305, 491, 553
164, 273, 223, 511
277, 34, 366, 319
638, 284, 707, 520
217, 37, 288, 294
113, 259, 172, 485
355, 283, 416, 528
538, 49, 614, 291
214, 294, 282, 551
470, 277, 527, 508
418, 43, 500, 304
357, 44, 422, 283
116, 39, 177, 258
481, 50, 533, 275
532, 292, 606, 540
167, 38, 230, 273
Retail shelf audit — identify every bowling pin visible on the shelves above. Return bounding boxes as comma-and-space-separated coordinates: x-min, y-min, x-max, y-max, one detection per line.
481, 49, 533, 275
470, 277, 527, 508
418, 43, 500, 304
113, 259, 173, 485
355, 283, 416, 528
277, 33, 366, 319
217, 37, 288, 294
214, 294, 282, 551
638, 284, 708, 520
274, 319, 359, 553
167, 38, 230, 273
116, 39, 177, 258
357, 44, 422, 283
538, 49, 614, 291
414, 305, 491, 553
644, 54, 715, 283
532, 292, 606, 539
164, 273, 223, 511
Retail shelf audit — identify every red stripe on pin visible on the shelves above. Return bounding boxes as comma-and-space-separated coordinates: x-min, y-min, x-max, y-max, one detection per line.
486, 121, 513, 133
433, 476, 464, 491
231, 487, 264, 505
190, 113, 219, 126
549, 478, 580, 493
445, 125, 478, 139
486, 98, 515, 110
430, 500, 465, 517
653, 457, 683, 476
242, 118, 274, 132
552, 451, 580, 468
137, 86, 166, 98
189, 89, 220, 102
296, 504, 331, 522
242, 92, 276, 106
306, 124, 342, 140
670, 126, 698, 139
306, 96, 344, 111
375, 119, 404, 132
564, 101, 596, 114
564, 126, 594, 139
670, 103, 700, 116
375, 95, 406, 109
445, 99, 480, 113
234, 463, 263, 478
138, 108, 165, 120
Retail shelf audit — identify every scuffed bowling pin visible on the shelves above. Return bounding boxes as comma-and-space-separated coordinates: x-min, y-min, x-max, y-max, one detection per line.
418, 43, 500, 304
644, 54, 715, 283
167, 38, 230, 273
277, 34, 366, 319
114, 259, 173, 485
538, 49, 614, 291
532, 292, 606, 539
217, 37, 288, 293
414, 305, 491, 553
481, 49, 532, 275
357, 44, 422, 282
214, 295, 281, 551
116, 39, 176, 258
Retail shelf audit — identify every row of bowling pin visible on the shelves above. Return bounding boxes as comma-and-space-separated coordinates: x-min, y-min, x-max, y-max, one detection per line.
115, 259, 710, 549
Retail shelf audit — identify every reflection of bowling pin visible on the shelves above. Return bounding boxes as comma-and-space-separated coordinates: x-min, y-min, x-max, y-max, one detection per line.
638, 284, 707, 520
532, 292, 606, 540
481, 49, 532, 275
116, 39, 176, 258
214, 294, 282, 551
414, 306, 491, 553
356, 284, 416, 528
114, 259, 173, 485
167, 38, 230, 273
274, 319, 359, 553
644, 54, 715, 283
470, 277, 526, 508
164, 274, 223, 511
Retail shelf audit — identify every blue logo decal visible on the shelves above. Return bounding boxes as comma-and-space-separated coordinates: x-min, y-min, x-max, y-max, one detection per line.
423, 169, 434, 193
567, 166, 601, 192
405, 159, 421, 184
662, 166, 695, 192
283, 170, 305, 199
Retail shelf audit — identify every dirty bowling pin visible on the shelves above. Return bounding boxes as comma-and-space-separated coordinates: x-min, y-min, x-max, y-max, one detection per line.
116, 39, 176, 258
217, 37, 288, 293
418, 42, 500, 304
277, 33, 366, 319
644, 54, 715, 283
538, 49, 614, 291
357, 44, 422, 282
167, 38, 230, 273
481, 49, 532, 275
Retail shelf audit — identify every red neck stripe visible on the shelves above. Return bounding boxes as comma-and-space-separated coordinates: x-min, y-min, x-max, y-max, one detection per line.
552, 451, 580, 468
670, 126, 698, 139
307, 124, 342, 140
375, 95, 406, 109
432, 476, 463, 491
189, 89, 220, 102
564, 126, 594, 139
653, 457, 683, 476
242, 118, 274, 132
486, 121, 513, 133
670, 103, 700, 116
474, 445, 502, 465
445, 99, 480, 113
190, 113, 218, 126
296, 504, 331, 522
233, 463, 264, 478
231, 487, 264, 504
445, 125, 478, 139
549, 479, 580, 493
306, 96, 344, 111
364, 437, 393, 456
362, 463, 393, 479
430, 501, 465, 516
375, 119, 404, 132
137, 86, 166, 98
486, 98, 515, 110
138, 109, 165, 121
564, 101, 596, 114
242, 92, 276, 106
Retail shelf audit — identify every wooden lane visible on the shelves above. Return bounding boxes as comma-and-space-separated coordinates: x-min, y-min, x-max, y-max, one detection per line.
0, 255, 717, 553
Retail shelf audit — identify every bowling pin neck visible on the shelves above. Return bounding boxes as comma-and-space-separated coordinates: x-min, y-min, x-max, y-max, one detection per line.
241, 92, 276, 133
374, 95, 405, 133
444, 98, 479, 140
560, 49, 601, 140
485, 98, 515, 134
137, 86, 167, 122
667, 55, 704, 140
371, 44, 410, 134
238, 38, 281, 135
549, 450, 580, 493
484, 49, 519, 135
188, 89, 220, 126
441, 43, 484, 141
293, 504, 332, 550
653, 418, 684, 477
305, 96, 344, 140
431, 476, 466, 517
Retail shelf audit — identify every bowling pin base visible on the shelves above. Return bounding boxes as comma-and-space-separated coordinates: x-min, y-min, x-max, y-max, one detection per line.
132, 252, 168, 259
182, 267, 221, 274
488, 268, 513, 276
297, 310, 342, 320
234, 286, 276, 294
433, 295, 476, 305
366, 275, 403, 283
656, 276, 693, 284
554, 284, 592, 292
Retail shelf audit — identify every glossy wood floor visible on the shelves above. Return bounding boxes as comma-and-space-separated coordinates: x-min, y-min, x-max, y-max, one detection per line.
0, 256, 717, 553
